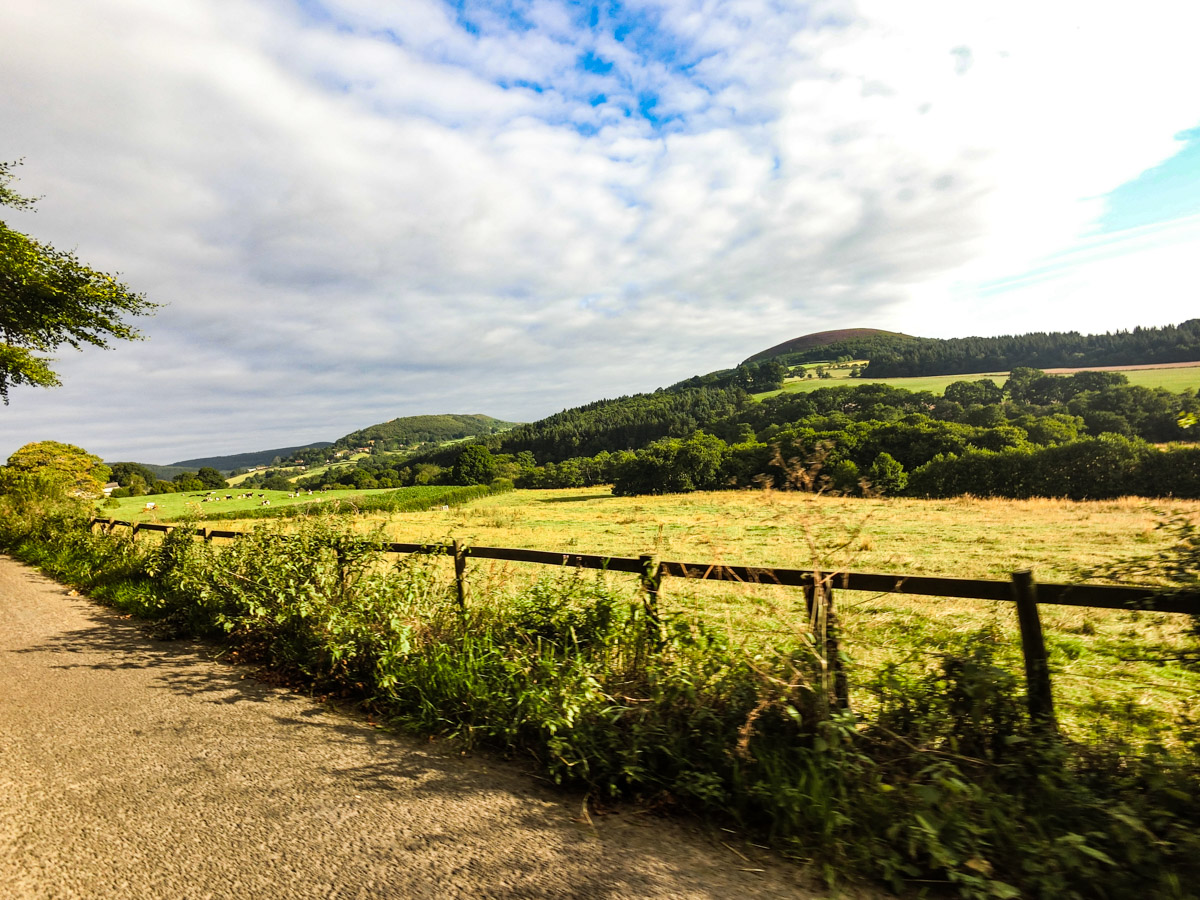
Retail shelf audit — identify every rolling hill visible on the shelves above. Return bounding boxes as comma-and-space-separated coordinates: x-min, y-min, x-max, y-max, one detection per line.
333, 413, 518, 452
742, 328, 916, 365
171, 442, 334, 472
742, 328, 918, 367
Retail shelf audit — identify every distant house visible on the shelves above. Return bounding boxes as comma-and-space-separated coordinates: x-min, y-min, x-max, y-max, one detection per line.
101, 482, 120, 497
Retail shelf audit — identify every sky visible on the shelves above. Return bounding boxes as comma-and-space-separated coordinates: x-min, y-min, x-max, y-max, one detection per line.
1, 0, 1198, 464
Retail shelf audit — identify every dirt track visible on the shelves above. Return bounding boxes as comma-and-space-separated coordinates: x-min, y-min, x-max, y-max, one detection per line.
0, 555, 863, 899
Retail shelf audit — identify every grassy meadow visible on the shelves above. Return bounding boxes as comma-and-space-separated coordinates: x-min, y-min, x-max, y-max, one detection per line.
101, 485, 422, 522
21, 482, 1198, 894
202, 486, 1200, 745
757, 361, 1200, 398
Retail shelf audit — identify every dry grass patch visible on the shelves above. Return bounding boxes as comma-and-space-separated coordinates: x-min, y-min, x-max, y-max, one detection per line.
210, 488, 1200, 746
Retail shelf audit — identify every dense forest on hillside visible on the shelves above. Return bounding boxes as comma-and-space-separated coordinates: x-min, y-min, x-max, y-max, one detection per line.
407, 386, 753, 465
333, 413, 515, 452
744, 331, 919, 368
307, 367, 1200, 500
170, 443, 334, 471
864, 319, 1200, 377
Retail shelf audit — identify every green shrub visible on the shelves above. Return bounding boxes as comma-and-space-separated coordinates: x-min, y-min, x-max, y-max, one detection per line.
4, 507, 1199, 899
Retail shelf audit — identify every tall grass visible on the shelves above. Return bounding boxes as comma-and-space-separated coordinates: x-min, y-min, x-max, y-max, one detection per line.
3, 487, 1199, 899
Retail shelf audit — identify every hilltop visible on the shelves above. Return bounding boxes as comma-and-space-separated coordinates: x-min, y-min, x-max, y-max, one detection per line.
171, 442, 334, 472
333, 413, 518, 452
742, 328, 916, 365
740, 320, 1200, 378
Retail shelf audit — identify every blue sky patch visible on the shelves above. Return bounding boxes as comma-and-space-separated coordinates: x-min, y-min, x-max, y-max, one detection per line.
578, 51, 613, 75
1099, 126, 1200, 233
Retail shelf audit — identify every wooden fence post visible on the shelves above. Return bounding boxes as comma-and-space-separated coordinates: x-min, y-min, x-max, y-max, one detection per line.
452, 540, 467, 611
130, 522, 140, 540
638, 554, 662, 629
808, 578, 850, 713
334, 546, 348, 592
1011, 570, 1057, 734
825, 583, 850, 712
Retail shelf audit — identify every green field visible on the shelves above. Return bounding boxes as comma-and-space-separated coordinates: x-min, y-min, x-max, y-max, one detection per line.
286, 486, 1197, 747
756, 363, 1200, 399
104, 484, 1200, 745
101, 486, 414, 522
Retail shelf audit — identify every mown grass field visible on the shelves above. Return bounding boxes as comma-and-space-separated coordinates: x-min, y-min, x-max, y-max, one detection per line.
757, 361, 1200, 398
201, 486, 1197, 748
101, 486, 412, 522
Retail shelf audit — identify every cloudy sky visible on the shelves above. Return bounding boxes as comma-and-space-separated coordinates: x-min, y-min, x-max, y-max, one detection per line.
2, 0, 1198, 464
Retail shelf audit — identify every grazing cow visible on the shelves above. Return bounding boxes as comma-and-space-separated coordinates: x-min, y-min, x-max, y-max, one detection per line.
143, 502, 156, 511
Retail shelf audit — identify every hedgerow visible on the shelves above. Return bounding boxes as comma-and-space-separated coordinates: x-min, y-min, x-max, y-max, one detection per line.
3, 483, 1199, 899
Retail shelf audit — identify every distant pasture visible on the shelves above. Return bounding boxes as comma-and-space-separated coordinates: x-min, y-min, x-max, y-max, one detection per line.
757, 360, 1200, 398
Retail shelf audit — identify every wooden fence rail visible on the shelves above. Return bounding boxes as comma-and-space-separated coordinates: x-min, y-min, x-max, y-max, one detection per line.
88, 516, 1200, 731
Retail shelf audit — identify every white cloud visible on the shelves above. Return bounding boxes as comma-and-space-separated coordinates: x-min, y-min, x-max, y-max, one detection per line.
1, 0, 1198, 462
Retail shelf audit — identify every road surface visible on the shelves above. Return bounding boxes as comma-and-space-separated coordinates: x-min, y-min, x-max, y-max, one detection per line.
0, 554, 867, 899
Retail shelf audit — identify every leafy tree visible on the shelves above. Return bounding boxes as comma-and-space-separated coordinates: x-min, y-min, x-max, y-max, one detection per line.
452, 445, 497, 485
944, 379, 1003, 406
109, 461, 157, 487
826, 458, 861, 494
0, 161, 158, 403
195, 466, 228, 489
613, 432, 728, 495
172, 472, 204, 492
867, 452, 908, 495
2, 440, 110, 497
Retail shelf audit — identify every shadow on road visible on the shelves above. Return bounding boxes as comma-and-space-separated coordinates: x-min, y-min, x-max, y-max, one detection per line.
3, 568, 803, 900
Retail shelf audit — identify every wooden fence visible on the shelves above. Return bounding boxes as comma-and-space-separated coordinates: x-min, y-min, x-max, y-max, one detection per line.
89, 517, 1200, 733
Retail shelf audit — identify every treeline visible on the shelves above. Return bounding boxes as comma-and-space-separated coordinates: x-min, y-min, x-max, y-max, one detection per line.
107, 462, 227, 496
333, 413, 515, 453
510, 370, 1200, 499
865, 319, 1200, 377
315, 367, 1200, 500
747, 331, 918, 368
406, 385, 752, 468
665, 360, 786, 393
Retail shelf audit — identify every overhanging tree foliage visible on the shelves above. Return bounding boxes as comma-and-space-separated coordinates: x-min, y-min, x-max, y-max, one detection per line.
0, 160, 157, 403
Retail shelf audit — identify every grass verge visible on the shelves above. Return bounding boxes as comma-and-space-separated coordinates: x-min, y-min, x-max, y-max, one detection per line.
4, 488, 1199, 899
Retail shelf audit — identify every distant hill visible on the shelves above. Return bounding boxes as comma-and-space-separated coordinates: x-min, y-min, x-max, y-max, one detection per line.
334, 414, 519, 453
742, 321, 1200, 377
743, 329, 918, 366
171, 442, 334, 472
864, 319, 1200, 377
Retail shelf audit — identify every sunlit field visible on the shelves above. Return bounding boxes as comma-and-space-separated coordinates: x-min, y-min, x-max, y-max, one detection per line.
201, 486, 1200, 743
102, 486, 426, 522
757, 361, 1200, 398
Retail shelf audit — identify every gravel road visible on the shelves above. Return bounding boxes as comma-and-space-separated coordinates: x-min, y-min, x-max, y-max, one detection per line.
0, 555, 865, 899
